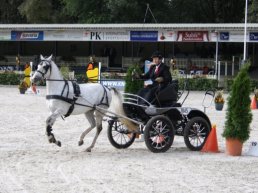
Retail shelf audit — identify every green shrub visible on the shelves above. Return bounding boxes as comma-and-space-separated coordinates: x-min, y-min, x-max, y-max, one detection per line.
226, 78, 258, 91
75, 73, 87, 83
178, 78, 218, 91
222, 63, 252, 142
60, 65, 70, 79
0, 73, 21, 85
124, 64, 144, 94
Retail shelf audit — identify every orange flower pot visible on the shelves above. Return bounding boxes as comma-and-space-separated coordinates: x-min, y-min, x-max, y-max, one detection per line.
226, 138, 243, 156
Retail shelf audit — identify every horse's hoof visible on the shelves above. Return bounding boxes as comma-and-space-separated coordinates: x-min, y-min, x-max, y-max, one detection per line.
48, 135, 56, 143
48, 138, 55, 143
56, 141, 61, 147
78, 141, 84, 146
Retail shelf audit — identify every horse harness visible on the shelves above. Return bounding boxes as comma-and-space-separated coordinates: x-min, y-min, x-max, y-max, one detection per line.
46, 80, 110, 117
39, 59, 110, 117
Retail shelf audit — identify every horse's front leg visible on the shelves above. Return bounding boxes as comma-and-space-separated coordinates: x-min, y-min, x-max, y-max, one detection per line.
46, 109, 63, 147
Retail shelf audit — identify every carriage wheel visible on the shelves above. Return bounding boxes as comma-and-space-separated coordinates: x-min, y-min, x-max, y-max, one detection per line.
144, 115, 175, 153
184, 117, 211, 151
107, 119, 136, 149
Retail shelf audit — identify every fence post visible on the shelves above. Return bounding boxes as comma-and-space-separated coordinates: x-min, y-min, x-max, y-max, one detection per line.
218, 61, 221, 81
98, 62, 102, 84
225, 62, 228, 76
232, 56, 235, 76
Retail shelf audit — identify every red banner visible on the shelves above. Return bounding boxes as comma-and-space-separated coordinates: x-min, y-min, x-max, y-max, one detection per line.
177, 31, 209, 42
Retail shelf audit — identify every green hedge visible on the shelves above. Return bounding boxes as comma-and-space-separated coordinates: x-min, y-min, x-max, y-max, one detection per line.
226, 78, 258, 91
0, 73, 21, 85
178, 78, 218, 91
75, 74, 88, 83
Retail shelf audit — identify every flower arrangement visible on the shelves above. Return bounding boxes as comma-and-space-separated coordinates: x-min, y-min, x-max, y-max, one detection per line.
18, 80, 28, 91
215, 90, 224, 103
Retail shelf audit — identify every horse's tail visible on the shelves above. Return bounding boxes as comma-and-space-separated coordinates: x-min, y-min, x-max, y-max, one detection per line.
109, 88, 138, 132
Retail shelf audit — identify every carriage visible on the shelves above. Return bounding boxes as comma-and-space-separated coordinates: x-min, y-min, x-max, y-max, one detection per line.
31, 55, 214, 153
107, 81, 214, 153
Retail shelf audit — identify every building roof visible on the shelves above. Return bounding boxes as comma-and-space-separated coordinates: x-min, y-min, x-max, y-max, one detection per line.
0, 23, 258, 31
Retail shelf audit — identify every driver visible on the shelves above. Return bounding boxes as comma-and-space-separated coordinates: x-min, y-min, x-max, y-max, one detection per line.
137, 51, 172, 103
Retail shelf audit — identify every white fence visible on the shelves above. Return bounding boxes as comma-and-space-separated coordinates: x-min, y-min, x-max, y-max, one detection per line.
0, 56, 109, 68
122, 57, 142, 68
164, 58, 215, 70
0, 55, 241, 82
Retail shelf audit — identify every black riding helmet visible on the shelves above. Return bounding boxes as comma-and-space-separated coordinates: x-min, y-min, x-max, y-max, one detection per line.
151, 51, 163, 59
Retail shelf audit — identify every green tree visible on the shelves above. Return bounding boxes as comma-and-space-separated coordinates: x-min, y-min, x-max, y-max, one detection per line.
0, 0, 25, 23
167, 0, 245, 23
18, 0, 71, 23
248, 0, 258, 23
223, 63, 252, 142
62, 0, 173, 23
19, 0, 53, 23
107, 0, 171, 23
61, 0, 110, 23
0, 0, 250, 24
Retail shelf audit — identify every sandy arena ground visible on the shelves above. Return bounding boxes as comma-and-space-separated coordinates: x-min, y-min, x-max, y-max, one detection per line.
0, 86, 258, 193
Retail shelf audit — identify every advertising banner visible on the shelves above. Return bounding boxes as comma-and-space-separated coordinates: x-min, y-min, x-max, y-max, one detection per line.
101, 80, 125, 90
130, 31, 158, 41
220, 32, 230, 41
250, 32, 258, 41
0, 31, 10, 40
158, 30, 176, 42
144, 60, 152, 85
177, 31, 209, 42
226, 31, 248, 42
11, 31, 44, 41
44, 30, 82, 41
83, 30, 129, 41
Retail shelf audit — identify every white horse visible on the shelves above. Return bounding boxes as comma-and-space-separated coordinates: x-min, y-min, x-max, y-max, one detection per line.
31, 55, 136, 152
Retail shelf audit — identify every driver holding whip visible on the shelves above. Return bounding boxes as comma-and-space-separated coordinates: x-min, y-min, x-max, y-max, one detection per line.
134, 51, 172, 104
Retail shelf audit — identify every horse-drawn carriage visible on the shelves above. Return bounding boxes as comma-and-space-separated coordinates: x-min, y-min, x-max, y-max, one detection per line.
107, 81, 213, 153
31, 55, 213, 153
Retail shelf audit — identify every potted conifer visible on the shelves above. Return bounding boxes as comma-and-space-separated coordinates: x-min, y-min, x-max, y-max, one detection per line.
124, 64, 144, 94
222, 63, 253, 156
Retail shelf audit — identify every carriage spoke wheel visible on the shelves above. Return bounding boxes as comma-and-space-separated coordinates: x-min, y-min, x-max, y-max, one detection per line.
184, 117, 211, 151
144, 115, 175, 153
107, 119, 136, 149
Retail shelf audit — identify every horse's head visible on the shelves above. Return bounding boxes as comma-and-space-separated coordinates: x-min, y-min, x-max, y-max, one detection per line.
31, 55, 53, 84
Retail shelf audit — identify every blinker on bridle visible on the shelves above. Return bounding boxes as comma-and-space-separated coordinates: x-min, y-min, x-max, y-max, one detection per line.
36, 60, 52, 78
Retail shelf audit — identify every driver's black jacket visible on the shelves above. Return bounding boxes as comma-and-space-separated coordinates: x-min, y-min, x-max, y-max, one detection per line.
141, 62, 172, 86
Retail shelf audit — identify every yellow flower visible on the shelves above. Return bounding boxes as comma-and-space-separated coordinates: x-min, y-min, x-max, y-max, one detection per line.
215, 90, 224, 103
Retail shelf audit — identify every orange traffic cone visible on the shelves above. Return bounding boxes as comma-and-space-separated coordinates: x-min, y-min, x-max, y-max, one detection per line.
201, 124, 219, 153
250, 96, 257, 110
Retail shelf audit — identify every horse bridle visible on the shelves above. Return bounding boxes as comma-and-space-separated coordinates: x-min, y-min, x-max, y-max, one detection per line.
36, 60, 52, 79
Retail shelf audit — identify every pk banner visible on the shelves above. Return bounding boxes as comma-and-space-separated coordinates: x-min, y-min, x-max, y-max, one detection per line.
250, 32, 258, 41
83, 30, 129, 41
130, 31, 158, 42
11, 31, 44, 41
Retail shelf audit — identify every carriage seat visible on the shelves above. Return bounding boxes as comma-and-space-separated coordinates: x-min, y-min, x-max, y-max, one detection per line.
154, 80, 179, 107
